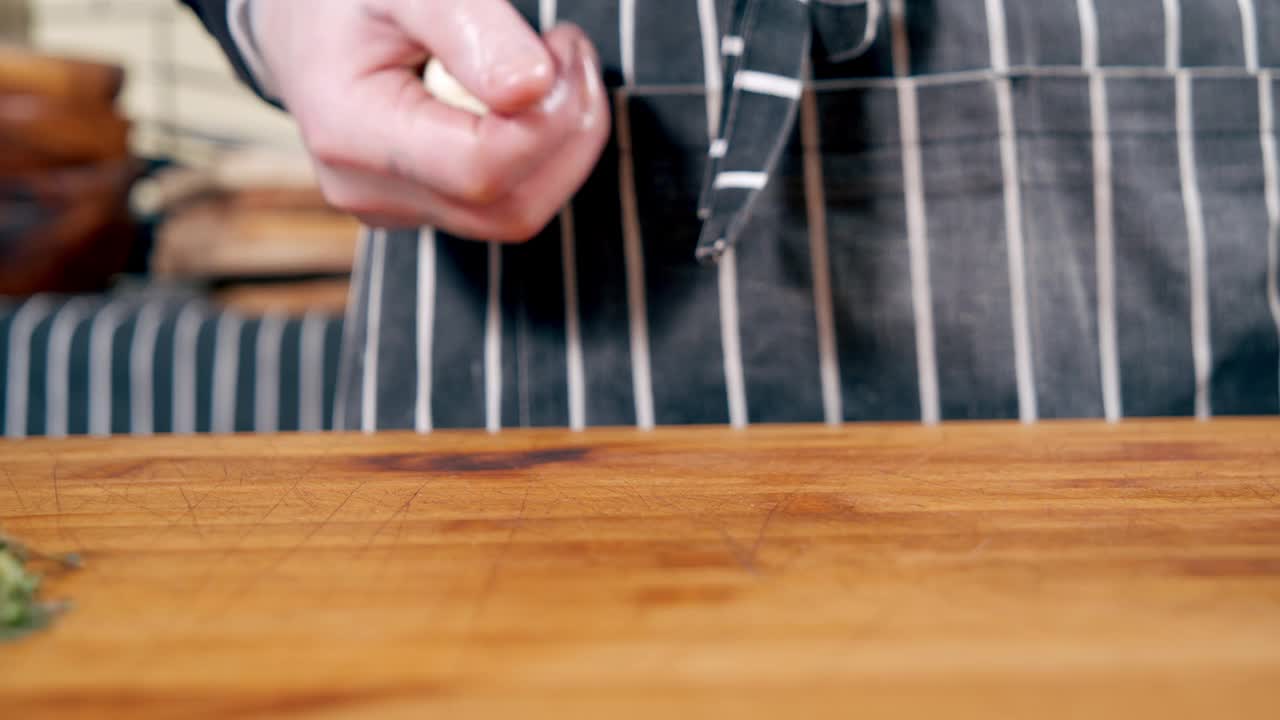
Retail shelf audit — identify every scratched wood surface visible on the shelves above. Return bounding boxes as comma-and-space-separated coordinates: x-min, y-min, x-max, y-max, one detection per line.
1, 420, 1279, 718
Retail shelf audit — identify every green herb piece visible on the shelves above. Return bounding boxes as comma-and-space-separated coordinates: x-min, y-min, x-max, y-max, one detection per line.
0, 534, 76, 642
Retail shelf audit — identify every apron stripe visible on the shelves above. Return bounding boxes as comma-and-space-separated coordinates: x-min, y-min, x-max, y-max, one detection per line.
1261, 72, 1280, 410
130, 302, 166, 436
620, 0, 636, 85
697, 0, 724, 140
560, 206, 587, 431
718, 249, 749, 428
484, 242, 504, 433
11, 300, 40, 437
1238, 0, 1259, 72
89, 299, 130, 437
254, 312, 286, 433
299, 310, 327, 432
46, 298, 93, 438
211, 312, 244, 434
334, 227, 372, 431
361, 229, 388, 433
617, 0, 655, 429
1175, 71, 1213, 419
700, 0, 749, 429
1162, 0, 1181, 71
172, 304, 204, 435
1080, 0, 1123, 422
800, 83, 843, 426
616, 90, 657, 430
986, 0, 1038, 423
891, 0, 940, 425
415, 229, 438, 433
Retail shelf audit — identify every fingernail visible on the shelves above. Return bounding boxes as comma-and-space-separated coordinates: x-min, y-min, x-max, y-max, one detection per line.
535, 38, 579, 114
577, 39, 603, 129
491, 44, 555, 99
576, 36, 601, 71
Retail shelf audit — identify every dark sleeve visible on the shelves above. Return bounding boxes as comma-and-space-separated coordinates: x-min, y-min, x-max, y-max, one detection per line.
177, 0, 276, 104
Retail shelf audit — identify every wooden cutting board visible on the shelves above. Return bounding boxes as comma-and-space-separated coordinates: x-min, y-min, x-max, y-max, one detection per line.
1, 420, 1278, 718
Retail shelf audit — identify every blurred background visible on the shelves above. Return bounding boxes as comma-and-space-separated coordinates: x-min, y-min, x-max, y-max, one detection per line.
2, 0, 354, 438
2, 0, 355, 312
15, 0, 302, 162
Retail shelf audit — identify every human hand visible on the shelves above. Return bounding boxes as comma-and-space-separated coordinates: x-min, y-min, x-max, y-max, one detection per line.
251, 0, 610, 240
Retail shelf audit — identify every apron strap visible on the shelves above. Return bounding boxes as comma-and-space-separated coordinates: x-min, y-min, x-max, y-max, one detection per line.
695, 0, 881, 263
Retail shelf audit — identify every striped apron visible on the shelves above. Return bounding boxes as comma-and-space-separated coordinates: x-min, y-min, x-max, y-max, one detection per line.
335, 0, 1280, 432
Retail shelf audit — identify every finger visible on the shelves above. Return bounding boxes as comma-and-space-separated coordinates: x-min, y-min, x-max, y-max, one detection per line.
310, 26, 604, 206
316, 121, 599, 242
317, 34, 609, 239
380, 0, 553, 114
470, 37, 612, 239
314, 163, 512, 238
316, 161, 564, 241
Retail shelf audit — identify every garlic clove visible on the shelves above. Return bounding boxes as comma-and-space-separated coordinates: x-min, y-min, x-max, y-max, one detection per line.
424, 58, 490, 116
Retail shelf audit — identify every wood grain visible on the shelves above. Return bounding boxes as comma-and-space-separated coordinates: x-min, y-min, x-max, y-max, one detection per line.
1, 420, 1278, 718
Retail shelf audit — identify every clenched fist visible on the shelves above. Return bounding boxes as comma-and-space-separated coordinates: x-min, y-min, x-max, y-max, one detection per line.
251, 0, 610, 240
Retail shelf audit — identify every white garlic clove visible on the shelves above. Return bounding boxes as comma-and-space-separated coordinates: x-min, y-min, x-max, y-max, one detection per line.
424, 58, 490, 116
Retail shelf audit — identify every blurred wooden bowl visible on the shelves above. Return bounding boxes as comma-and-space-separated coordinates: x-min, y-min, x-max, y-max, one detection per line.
0, 44, 124, 107
0, 158, 141, 295
0, 142, 57, 174
0, 93, 130, 168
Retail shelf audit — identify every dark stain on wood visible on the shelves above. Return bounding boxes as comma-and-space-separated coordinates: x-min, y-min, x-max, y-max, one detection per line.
633, 584, 741, 607
780, 491, 862, 518
1053, 475, 1145, 490
1177, 556, 1280, 578
4, 685, 448, 719
360, 446, 592, 474
1105, 442, 1214, 462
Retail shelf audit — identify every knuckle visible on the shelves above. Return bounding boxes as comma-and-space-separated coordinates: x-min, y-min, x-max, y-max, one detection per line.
317, 181, 392, 220
301, 122, 348, 168
346, 199, 396, 217
493, 203, 552, 243
456, 162, 507, 206
315, 178, 359, 214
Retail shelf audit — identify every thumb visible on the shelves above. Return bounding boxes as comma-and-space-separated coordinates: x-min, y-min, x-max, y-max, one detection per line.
384, 0, 554, 115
